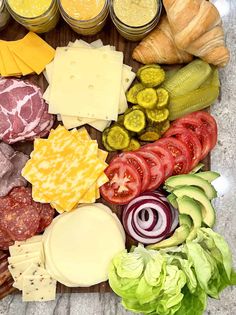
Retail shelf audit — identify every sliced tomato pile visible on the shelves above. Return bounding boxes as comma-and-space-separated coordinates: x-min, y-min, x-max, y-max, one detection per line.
101, 111, 218, 205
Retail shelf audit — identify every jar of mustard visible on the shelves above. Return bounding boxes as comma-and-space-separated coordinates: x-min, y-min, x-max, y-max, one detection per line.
0, 0, 10, 31
5, 0, 59, 33
110, 0, 162, 41
58, 0, 109, 36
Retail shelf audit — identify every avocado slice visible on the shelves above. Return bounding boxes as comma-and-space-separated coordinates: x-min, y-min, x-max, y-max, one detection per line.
195, 171, 220, 183
165, 174, 217, 200
189, 163, 204, 174
147, 225, 190, 249
177, 196, 202, 241
179, 214, 192, 229
167, 193, 178, 208
173, 186, 215, 228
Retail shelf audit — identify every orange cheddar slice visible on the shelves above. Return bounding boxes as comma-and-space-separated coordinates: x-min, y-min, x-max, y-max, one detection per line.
11, 32, 55, 75
0, 41, 21, 76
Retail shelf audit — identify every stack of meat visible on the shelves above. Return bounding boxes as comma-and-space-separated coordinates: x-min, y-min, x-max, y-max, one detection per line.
0, 78, 54, 144
0, 187, 55, 250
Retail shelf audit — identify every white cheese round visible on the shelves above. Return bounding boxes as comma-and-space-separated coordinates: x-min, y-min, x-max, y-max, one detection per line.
43, 204, 125, 287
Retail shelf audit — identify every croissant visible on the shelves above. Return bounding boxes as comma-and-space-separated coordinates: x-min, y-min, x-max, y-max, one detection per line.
163, 0, 230, 67
132, 16, 193, 65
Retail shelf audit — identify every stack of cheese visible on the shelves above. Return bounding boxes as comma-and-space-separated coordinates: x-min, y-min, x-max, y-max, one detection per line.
22, 126, 108, 213
43, 39, 135, 132
0, 32, 55, 77
8, 236, 57, 302
43, 204, 125, 287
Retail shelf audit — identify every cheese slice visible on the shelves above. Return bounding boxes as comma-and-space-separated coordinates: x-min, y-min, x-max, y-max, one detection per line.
14, 235, 43, 245
90, 39, 103, 48
9, 241, 43, 256
48, 47, 123, 120
8, 252, 41, 265
11, 32, 55, 74
8, 257, 43, 281
13, 263, 50, 291
22, 274, 56, 302
0, 41, 21, 76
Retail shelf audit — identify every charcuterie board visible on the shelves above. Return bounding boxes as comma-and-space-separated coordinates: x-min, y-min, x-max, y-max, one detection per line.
0, 17, 212, 297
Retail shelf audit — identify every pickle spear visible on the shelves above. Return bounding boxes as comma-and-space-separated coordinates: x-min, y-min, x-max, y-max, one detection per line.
163, 59, 212, 97
168, 86, 219, 121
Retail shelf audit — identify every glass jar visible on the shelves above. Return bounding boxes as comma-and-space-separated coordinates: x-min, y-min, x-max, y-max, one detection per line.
110, 0, 162, 41
5, 0, 59, 33
0, 0, 10, 31
58, 0, 109, 36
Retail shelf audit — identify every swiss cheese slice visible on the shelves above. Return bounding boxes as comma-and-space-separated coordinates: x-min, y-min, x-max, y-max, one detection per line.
48, 47, 123, 120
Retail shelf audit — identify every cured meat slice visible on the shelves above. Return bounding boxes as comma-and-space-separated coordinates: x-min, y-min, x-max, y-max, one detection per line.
36, 203, 55, 233
0, 142, 14, 158
0, 78, 53, 144
0, 204, 40, 241
0, 145, 28, 197
0, 227, 14, 250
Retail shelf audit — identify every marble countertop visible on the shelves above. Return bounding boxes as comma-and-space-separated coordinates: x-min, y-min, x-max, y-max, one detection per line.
1, 0, 236, 314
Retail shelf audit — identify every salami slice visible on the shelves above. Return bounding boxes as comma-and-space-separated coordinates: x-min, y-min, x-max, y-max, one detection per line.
0, 204, 40, 241
8, 187, 33, 205
36, 203, 55, 233
0, 227, 14, 250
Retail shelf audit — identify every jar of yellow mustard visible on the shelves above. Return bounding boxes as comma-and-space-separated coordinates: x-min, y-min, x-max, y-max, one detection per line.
5, 0, 59, 33
110, 0, 162, 41
0, 0, 10, 31
58, 0, 109, 36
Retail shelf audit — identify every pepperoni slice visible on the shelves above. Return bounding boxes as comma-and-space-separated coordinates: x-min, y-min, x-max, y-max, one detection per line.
0, 204, 40, 241
36, 203, 55, 233
0, 227, 13, 250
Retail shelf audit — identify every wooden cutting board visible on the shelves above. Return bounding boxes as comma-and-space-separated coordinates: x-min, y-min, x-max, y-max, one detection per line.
0, 17, 210, 296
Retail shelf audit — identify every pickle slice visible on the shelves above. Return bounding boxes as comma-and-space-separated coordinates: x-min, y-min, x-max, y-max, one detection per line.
159, 120, 170, 135
106, 125, 130, 150
137, 64, 160, 78
137, 88, 158, 109
126, 83, 144, 104
168, 86, 219, 121
123, 138, 141, 151
124, 109, 146, 133
156, 88, 169, 108
146, 108, 169, 123
117, 114, 124, 126
163, 59, 212, 97
139, 127, 160, 142
138, 66, 165, 88
102, 128, 114, 152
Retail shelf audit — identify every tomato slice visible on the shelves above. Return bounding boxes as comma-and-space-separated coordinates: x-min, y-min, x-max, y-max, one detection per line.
142, 144, 174, 179
173, 114, 212, 160
195, 111, 218, 150
111, 152, 151, 192
100, 162, 141, 205
156, 138, 191, 175
136, 151, 164, 191
164, 126, 202, 170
